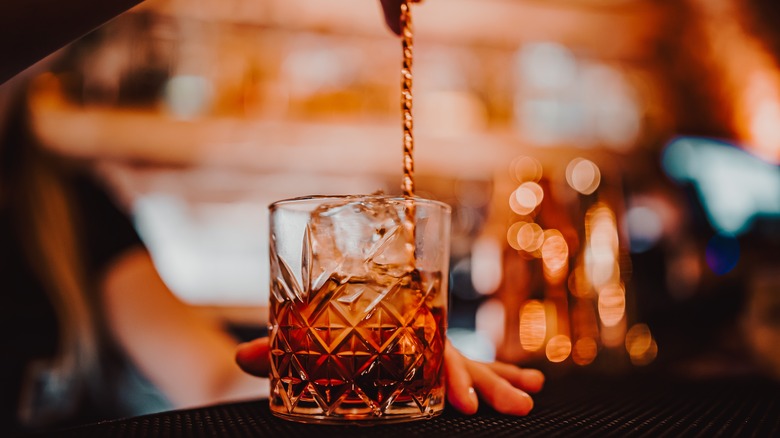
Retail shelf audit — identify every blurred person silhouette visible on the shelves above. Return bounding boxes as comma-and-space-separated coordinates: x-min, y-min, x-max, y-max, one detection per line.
1, 1, 546, 434
0, 67, 263, 435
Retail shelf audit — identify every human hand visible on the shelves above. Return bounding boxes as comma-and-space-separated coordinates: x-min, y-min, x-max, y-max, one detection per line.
443, 340, 543, 415
235, 337, 544, 415
380, 0, 423, 35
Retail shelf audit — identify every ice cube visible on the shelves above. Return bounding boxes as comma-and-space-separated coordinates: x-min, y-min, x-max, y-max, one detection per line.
306, 197, 414, 285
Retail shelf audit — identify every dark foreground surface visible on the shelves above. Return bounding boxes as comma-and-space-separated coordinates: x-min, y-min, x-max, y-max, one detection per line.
33, 372, 780, 437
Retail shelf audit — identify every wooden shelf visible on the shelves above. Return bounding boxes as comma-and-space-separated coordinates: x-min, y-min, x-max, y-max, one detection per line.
29, 74, 619, 180
140, 0, 667, 61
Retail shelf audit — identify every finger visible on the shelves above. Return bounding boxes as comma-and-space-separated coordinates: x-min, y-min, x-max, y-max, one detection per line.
485, 362, 545, 393
465, 360, 535, 416
235, 337, 270, 377
380, 0, 404, 35
444, 341, 479, 414
380, 0, 421, 36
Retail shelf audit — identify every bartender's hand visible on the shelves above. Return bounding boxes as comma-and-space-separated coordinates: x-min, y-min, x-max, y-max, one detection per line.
380, 0, 423, 35
235, 338, 544, 415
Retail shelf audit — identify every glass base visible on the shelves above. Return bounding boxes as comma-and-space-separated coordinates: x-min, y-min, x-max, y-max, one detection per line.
270, 408, 443, 425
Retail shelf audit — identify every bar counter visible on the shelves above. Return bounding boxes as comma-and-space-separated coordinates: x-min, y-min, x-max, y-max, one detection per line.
33, 371, 780, 437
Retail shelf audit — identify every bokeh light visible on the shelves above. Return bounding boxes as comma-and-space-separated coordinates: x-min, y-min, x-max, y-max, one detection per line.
662, 137, 780, 236
510, 182, 544, 216
748, 83, 780, 163
572, 337, 598, 366
597, 283, 626, 327
542, 229, 569, 283
631, 338, 657, 366
626, 323, 657, 366
476, 299, 506, 348
566, 158, 601, 195
625, 323, 652, 357
546, 334, 572, 363
510, 155, 543, 183
517, 222, 545, 253
519, 300, 547, 352
585, 203, 620, 288
507, 221, 526, 250
471, 237, 503, 295
517, 42, 577, 92
625, 205, 663, 253
705, 234, 740, 275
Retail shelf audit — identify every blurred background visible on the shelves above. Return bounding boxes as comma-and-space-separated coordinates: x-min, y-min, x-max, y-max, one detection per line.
14, 0, 780, 379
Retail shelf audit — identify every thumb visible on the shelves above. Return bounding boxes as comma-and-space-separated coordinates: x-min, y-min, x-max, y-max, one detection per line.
235, 337, 271, 377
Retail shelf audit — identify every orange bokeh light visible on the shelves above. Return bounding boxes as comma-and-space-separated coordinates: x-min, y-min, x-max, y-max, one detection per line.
518, 222, 545, 253
510, 181, 544, 216
542, 229, 569, 282
546, 334, 572, 363
519, 300, 547, 352
626, 323, 657, 366
572, 337, 598, 366
510, 155, 543, 183
566, 158, 601, 195
598, 283, 626, 327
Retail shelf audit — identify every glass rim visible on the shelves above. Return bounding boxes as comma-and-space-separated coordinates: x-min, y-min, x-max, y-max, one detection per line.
269, 194, 451, 213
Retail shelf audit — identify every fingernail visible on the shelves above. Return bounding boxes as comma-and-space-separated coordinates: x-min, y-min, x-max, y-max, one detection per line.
498, 387, 534, 416
522, 391, 534, 413
468, 387, 478, 410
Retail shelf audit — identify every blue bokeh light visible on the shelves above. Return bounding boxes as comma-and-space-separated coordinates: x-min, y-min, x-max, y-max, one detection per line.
705, 234, 740, 275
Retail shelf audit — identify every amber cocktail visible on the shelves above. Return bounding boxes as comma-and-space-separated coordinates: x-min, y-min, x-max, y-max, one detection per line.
268, 195, 450, 424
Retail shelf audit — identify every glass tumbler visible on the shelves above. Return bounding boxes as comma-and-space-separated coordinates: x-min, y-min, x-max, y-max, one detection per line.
268, 195, 450, 424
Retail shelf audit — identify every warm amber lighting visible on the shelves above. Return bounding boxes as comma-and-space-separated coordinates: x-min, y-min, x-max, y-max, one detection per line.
519, 300, 547, 352
510, 182, 543, 216
517, 222, 544, 253
572, 336, 598, 366
626, 323, 657, 366
545, 334, 572, 363
597, 283, 625, 327
566, 158, 601, 195
510, 155, 543, 183
542, 229, 569, 282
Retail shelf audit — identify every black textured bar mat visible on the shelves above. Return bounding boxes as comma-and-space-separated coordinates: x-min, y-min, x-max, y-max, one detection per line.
32, 373, 780, 437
